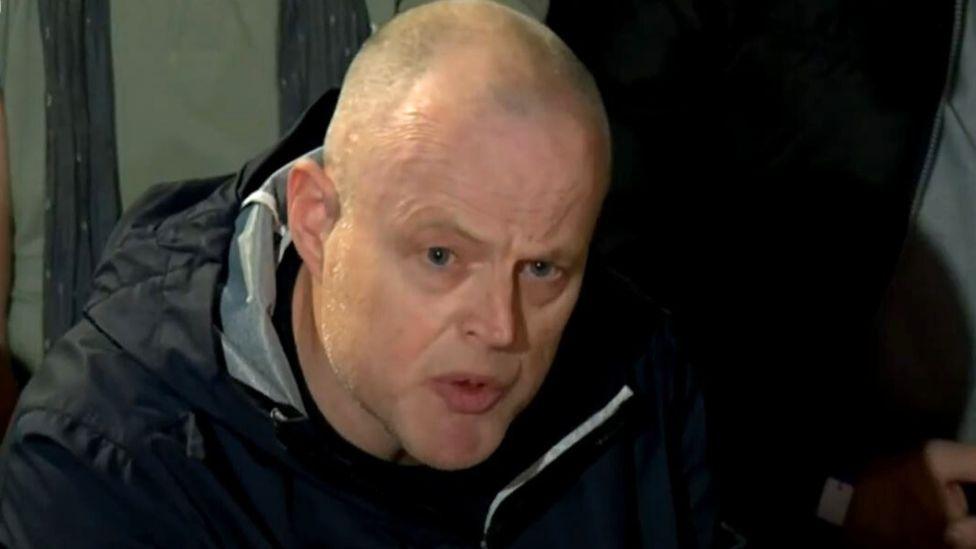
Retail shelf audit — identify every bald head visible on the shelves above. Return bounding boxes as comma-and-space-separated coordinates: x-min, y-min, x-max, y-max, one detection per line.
324, 0, 609, 187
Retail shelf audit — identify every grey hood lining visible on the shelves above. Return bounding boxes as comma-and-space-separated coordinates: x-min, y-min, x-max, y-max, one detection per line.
219, 146, 324, 415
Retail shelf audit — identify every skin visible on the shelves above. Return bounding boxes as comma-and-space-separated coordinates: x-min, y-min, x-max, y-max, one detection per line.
286, 46, 608, 471
846, 440, 976, 549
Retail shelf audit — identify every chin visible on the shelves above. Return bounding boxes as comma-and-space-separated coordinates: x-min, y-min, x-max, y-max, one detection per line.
403, 417, 506, 471
413, 444, 496, 471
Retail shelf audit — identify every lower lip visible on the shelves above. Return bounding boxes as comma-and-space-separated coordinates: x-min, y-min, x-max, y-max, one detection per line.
431, 380, 505, 415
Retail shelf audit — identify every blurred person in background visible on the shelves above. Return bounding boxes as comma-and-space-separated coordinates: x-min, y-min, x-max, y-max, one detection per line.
548, 0, 976, 547
0, 0, 373, 431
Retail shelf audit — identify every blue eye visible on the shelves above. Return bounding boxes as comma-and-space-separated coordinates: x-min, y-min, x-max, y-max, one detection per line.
426, 247, 453, 267
526, 260, 556, 279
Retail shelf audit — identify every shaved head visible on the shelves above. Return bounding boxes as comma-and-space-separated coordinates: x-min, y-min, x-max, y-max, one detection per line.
323, 0, 609, 197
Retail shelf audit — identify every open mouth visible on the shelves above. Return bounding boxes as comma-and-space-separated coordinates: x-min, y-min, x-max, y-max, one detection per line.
430, 375, 506, 414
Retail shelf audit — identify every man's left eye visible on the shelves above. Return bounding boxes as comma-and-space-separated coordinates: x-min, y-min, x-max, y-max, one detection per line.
524, 260, 558, 279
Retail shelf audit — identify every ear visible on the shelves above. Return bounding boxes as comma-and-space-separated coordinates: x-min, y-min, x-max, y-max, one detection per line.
287, 158, 341, 279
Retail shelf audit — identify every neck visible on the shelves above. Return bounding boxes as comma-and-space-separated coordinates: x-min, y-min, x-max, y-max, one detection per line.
291, 265, 412, 463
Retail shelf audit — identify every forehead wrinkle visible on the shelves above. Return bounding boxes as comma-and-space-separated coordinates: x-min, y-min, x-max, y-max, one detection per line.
512, 185, 596, 255
392, 182, 591, 260
378, 133, 593, 250
382, 178, 594, 271
387, 193, 524, 265
389, 198, 492, 244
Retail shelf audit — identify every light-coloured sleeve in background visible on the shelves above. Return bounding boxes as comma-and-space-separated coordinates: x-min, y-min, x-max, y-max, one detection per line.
0, 0, 21, 428
0, 0, 46, 373
0, 0, 10, 333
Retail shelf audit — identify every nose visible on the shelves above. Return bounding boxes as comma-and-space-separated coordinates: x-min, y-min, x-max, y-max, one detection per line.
461, 270, 518, 349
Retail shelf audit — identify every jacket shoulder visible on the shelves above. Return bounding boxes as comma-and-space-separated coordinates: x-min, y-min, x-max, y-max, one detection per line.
9, 318, 195, 456
0, 322, 214, 547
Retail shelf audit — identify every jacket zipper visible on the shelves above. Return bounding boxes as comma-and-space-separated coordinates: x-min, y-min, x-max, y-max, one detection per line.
479, 386, 635, 548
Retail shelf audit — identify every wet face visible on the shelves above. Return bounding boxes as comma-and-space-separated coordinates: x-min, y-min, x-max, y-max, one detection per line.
305, 65, 607, 470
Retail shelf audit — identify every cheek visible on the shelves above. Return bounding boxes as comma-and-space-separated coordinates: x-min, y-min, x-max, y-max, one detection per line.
521, 292, 580, 374
316, 227, 381, 380
367, 275, 456, 384
324, 232, 451, 390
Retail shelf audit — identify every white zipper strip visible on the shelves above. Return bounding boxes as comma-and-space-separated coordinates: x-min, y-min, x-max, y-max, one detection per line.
481, 385, 635, 547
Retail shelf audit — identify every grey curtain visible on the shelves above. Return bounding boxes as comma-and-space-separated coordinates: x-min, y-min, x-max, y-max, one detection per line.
37, 0, 121, 351
279, 0, 372, 133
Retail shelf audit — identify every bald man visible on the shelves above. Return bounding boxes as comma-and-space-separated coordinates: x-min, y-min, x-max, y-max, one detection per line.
0, 2, 714, 547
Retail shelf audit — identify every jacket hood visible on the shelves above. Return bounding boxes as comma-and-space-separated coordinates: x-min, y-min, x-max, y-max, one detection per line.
82, 91, 343, 430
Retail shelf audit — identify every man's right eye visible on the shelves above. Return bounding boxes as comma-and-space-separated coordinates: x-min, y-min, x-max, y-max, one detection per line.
425, 247, 454, 267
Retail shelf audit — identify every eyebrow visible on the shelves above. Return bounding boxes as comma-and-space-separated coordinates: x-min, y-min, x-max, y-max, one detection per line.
543, 244, 585, 268
409, 217, 487, 247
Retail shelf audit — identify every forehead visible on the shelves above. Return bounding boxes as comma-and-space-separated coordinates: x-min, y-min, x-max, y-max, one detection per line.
355, 71, 606, 250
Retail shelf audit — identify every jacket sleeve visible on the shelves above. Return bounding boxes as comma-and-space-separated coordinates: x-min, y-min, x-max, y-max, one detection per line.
0, 408, 212, 549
